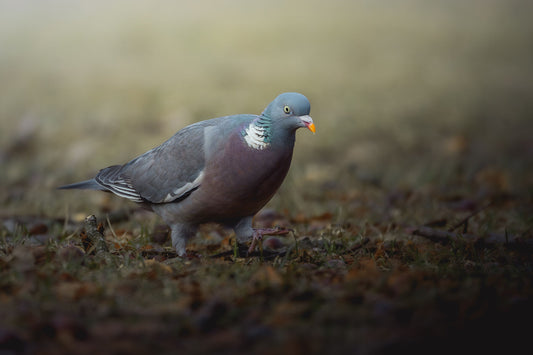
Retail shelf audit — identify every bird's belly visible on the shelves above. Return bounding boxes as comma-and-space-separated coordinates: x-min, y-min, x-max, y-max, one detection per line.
187, 148, 292, 224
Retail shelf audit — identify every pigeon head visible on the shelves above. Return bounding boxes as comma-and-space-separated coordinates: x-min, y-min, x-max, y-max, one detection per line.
262, 92, 315, 133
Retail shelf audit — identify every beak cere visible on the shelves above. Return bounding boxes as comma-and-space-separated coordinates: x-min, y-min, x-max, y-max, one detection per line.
299, 115, 316, 133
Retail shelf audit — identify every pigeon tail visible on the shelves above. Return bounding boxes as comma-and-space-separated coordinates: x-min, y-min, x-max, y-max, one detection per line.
58, 179, 105, 191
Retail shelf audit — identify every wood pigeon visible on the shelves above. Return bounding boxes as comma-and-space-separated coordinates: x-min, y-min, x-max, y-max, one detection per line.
59, 92, 315, 256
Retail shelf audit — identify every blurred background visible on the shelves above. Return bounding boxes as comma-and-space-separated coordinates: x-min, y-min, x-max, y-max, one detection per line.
1, 0, 532, 221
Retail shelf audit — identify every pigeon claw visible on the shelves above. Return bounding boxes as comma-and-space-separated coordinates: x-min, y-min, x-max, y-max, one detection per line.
248, 228, 292, 255
248, 230, 263, 255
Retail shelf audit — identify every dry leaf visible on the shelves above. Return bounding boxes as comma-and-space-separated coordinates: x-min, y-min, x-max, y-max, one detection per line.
250, 265, 283, 287
11, 245, 36, 273
475, 167, 509, 192
144, 259, 173, 274
55, 282, 98, 301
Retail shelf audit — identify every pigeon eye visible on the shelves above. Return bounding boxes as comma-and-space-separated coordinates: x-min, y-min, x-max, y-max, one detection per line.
283, 105, 291, 114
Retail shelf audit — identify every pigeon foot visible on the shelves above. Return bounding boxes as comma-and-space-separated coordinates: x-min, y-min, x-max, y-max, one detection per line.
248, 228, 292, 254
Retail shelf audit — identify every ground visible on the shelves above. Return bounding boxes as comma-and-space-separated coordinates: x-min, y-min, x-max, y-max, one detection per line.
1, 1, 532, 354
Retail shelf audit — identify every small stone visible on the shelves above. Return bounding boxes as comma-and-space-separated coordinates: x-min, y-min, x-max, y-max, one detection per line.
263, 237, 283, 250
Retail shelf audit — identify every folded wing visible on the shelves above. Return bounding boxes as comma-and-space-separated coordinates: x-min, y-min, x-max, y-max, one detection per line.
95, 122, 208, 204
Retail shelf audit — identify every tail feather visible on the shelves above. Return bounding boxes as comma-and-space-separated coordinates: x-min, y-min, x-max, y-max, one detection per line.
58, 179, 106, 191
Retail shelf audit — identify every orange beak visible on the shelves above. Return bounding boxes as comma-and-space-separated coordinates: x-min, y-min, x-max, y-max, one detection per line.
299, 115, 315, 133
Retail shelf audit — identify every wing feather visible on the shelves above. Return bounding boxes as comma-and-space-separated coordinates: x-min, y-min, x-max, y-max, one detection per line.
122, 122, 208, 203
95, 166, 145, 202
94, 115, 254, 204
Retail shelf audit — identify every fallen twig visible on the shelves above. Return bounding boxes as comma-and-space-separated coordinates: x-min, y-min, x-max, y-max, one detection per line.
447, 202, 492, 233
412, 226, 533, 247
413, 226, 479, 243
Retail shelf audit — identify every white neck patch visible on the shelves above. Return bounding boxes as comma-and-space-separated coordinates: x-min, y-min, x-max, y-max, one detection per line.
243, 122, 270, 150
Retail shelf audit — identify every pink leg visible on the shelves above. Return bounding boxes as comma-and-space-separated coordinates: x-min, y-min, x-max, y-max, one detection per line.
248, 228, 291, 254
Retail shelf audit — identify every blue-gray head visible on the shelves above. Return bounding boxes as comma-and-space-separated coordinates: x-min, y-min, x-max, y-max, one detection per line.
262, 92, 315, 133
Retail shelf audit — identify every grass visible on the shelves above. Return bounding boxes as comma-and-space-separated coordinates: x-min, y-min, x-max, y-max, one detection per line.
1, 221, 531, 354
1, 0, 533, 353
